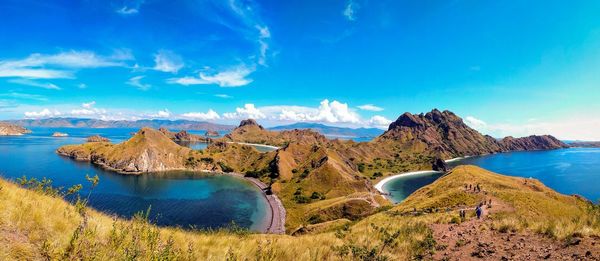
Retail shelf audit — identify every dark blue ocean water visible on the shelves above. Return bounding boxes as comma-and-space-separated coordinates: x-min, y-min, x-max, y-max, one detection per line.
383, 148, 600, 203
0, 128, 269, 231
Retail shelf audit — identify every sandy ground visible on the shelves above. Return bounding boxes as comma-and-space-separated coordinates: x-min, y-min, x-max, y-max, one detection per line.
374, 170, 443, 193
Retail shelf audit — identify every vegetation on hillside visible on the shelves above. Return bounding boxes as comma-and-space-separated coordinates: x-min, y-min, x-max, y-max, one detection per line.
1, 165, 598, 260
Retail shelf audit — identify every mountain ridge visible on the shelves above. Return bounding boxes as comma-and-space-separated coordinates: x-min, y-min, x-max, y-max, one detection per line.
4, 118, 234, 131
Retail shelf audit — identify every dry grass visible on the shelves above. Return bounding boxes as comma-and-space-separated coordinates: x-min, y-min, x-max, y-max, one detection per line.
1, 165, 598, 260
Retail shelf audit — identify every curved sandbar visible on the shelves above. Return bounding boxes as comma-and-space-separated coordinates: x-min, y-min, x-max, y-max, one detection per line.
222, 172, 286, 234
226, 141, 280, 151
444, 156, 472, 163
374, 170, 443, 193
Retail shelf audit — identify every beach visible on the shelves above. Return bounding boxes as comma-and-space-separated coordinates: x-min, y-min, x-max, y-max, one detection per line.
374, 170, 443, 193
227, 141, 280, 150
225, 172, 286, 234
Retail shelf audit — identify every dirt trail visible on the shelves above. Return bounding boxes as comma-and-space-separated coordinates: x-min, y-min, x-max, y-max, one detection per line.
429, 197, 600, 260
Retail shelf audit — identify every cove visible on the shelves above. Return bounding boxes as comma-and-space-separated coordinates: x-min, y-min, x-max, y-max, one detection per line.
380, 148, 600, 204
0, 128, 270, 231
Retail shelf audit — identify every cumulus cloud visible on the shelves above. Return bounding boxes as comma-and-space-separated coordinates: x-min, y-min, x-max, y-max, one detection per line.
153, 109, 171, 118
127, 76, 151, 90
0, 50, 132, 80
153, 50, 184, 73
24, 108, 61, 118
168, 65, 254, 87
357, 104, 384, 112
181, 109, 221, 121
236, 99, 362, 124
223, 104, 266, 119
368, 115, 392, 129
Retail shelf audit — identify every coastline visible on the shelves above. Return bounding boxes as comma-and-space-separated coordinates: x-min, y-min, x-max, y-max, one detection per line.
227, 141, 280, 150
374, 170, 443, 193
444, 156, 472, 163
223, 172, 286, 234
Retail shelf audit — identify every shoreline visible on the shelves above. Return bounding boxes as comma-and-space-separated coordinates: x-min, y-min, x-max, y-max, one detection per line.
374, 170, 443, 193
223, 172, 286, 234
227, 141, 280, 150
444, 156, 472, 163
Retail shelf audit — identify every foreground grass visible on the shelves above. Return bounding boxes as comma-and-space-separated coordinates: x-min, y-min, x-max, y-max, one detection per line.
1, 165, 598, 260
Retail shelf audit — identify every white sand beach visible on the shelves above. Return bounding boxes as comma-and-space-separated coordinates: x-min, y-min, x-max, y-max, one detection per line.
374, 170, 443, 193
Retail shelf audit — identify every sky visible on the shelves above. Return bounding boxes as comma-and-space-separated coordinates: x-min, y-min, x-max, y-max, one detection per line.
0, 0, 599, 140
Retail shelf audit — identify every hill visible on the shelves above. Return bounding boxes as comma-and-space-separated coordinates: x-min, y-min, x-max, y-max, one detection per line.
1, 165, 597, 260
0, 122, 31, 136
376, 109, 568, 159
270, 122, 383, 139
4, 118, 234, 131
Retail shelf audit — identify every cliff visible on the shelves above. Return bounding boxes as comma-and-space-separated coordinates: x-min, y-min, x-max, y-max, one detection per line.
0, 122, 31, 136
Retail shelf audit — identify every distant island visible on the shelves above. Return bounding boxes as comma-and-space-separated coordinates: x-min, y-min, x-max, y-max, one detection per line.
4, 118, 234, 131
0, 122, 31, 136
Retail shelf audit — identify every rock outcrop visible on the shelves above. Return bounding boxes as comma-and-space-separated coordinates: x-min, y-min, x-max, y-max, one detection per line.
205, 130, 219, 137
0, 122, 31, 136
86, 135, 110, 142
159, 128, 208, 142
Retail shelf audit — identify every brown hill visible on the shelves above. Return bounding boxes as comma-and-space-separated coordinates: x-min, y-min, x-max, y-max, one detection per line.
0, 122, 31, 136
376, 109, 567, 159
159, 128, 208, 142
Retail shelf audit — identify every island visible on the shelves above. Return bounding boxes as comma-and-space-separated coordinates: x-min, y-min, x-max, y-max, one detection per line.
52, 132, 69, 137
56, 109, 571, 235
86, 135, 111, 142
0, 122, 31, 136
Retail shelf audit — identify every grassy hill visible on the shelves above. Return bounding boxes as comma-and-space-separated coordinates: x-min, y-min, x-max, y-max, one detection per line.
1, 165, 598, 260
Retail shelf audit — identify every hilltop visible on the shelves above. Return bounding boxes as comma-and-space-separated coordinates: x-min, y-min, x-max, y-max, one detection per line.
0, 122, 31, 136
1, 165, 597, 260
376, 109, 568, 159
5, 118, 234, 131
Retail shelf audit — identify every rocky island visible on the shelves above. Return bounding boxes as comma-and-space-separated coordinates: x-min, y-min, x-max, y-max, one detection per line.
86, 135, 111, 142
0, 122, 31, 136
52, 132, 69, 137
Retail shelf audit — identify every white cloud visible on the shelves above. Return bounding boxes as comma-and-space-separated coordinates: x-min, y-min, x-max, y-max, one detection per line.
77, 83, 87, 89
0, 50, 132, 80
215, 94, 232, 98
343, 0, 359, 21
368, 115, 392, 129
153, 50, 184, 73
464, 116, 487, 129
357, 104, 384, 112
154, 109, 171, 118
116, 0, 144, 15
82, 101, 96, 109
259, 99, 361, 124
168, 65, 254, 87
223, 104, 266, 120
127, 76, 151, 90
8, 78, 61, 90
24, 108, 61, 118
181, 109, 221, 121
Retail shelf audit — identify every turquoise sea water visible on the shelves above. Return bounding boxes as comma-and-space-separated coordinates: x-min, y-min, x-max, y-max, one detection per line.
383, 148, 600, 204
0, 128, 269, 231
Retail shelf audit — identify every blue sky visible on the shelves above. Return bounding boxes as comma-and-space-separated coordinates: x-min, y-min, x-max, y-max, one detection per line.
1, 0, 599, 140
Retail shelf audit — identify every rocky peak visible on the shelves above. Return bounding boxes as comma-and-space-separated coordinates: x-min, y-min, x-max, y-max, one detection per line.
239, 119, 263, 129
388, 112, 425, 130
